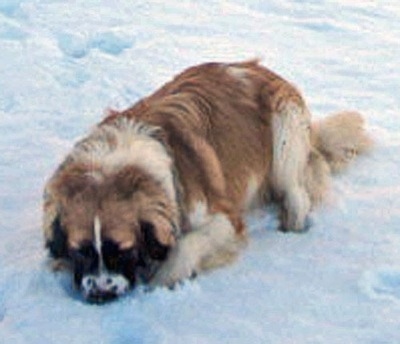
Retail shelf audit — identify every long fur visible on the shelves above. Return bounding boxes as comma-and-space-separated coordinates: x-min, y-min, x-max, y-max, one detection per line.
43, 60, 372, 290
312, 111, 373, 173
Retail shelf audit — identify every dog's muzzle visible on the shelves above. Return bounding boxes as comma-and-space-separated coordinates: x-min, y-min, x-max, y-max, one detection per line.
81, 273, 130, 303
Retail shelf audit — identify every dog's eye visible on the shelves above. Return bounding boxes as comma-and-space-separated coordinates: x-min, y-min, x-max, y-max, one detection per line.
118, 249, 138, 261
69, 244, 99, 277
102, 240, 139, 271
69, 241, 98, 262
140, 221, 170, 261
102, 240, 120, 258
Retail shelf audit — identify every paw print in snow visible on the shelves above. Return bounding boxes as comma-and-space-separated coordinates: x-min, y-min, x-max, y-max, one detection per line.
58, 32, 89, 59
90, 31, 133, 55
360, 267, 400, 304
57, 31, 133, 59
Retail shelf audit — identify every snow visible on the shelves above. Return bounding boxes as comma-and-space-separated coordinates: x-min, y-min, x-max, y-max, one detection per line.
1, 0, 399, 343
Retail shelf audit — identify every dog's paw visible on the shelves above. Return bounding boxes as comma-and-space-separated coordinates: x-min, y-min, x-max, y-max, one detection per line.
150, 244, 197, 288
279, 214, 313, 233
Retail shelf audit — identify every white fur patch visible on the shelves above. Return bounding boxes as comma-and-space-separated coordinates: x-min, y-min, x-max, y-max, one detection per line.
188, 202, 210, 229
93, 216, 102, 256
71, 118, 176, 204
227, 66, 249, 82
93, 215, 106, 272
81, 273, 130, 298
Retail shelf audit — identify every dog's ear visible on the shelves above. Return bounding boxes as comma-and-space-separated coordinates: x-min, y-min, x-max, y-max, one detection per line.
43, 182, 60, 248
43, 182, 68, 258
46, 216, 69, 259
43, 162, 98, 260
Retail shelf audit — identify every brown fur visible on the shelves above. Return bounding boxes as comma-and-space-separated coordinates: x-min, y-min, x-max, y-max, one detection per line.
46, 162, 178, 249
44, 60, 372, 290
102, 61, 285, 219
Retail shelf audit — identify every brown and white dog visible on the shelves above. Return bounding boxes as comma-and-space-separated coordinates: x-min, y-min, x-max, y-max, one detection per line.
43, 60, 372, 303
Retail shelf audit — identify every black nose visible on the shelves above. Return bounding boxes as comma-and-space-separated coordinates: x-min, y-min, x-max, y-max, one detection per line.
85, 290, 118, 304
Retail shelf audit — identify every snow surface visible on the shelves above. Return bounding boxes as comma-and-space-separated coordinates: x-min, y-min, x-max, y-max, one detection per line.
1, 0, 400, 343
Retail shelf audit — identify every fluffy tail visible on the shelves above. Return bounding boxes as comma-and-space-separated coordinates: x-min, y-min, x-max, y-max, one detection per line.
312, 111, 373, 174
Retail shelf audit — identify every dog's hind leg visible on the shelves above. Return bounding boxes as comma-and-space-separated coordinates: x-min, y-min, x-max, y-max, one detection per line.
269, 90, 314, 232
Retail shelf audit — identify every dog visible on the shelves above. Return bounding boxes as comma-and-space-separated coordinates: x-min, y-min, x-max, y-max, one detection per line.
43, 60, 372, 303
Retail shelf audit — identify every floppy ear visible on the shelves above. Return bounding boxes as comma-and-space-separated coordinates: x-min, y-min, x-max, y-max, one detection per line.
46, 216, 69, 259
43, 181, 68, 258
43, 163, 99, 257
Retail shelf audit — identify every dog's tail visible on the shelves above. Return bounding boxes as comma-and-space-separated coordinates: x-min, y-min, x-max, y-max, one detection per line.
311, 111, 373, 174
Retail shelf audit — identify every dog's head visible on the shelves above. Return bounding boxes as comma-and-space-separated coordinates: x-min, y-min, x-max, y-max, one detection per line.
43, 163, 178, 303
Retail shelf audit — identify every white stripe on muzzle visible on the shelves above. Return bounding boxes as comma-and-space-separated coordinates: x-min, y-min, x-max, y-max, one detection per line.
81, 216, 129, 300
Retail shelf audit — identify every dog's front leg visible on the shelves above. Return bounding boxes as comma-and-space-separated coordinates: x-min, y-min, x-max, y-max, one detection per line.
150, 212, 242, 288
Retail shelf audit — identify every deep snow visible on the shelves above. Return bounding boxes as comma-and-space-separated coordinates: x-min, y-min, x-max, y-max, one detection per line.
0, 1, 399, 343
